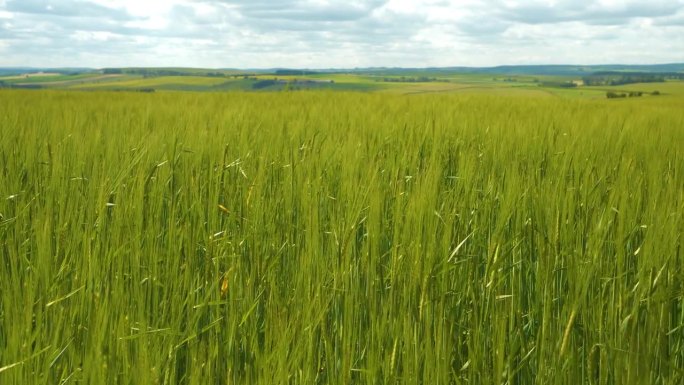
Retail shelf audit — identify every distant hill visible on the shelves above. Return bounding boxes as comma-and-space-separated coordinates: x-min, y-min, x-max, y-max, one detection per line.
343, 64, 684, 76
475, 64, 684, 76
0, 67, 95, 76
2, 64, 683, 78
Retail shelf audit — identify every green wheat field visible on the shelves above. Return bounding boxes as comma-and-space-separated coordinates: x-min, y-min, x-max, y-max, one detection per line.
1, 89, 683, 384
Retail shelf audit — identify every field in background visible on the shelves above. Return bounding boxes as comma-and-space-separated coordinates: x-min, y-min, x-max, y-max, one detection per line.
0, 90, 683, 384
2, 69, 683, 98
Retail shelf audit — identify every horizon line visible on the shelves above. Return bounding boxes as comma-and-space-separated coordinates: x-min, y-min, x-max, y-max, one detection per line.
2, 62, 684, 71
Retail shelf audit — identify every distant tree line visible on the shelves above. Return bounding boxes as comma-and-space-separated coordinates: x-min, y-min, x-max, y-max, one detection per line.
251, 78, 336, 90
584, 72, 683, 86
605, 91, 655, 99
274, 69, 320, 76
103, 68, 326, 78
252, 79, 282, 89
102, 68, 242, 78
538, 81, 577, 88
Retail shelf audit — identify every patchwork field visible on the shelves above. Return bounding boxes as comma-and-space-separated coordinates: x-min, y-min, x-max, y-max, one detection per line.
3, 69, 683, 99
0, 90, 683, 384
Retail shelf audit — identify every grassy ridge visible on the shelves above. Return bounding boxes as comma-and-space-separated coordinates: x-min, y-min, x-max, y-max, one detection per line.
0, 90, 682, 384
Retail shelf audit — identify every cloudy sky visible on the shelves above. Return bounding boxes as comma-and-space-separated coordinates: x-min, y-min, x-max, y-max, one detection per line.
0, 0, 683, 68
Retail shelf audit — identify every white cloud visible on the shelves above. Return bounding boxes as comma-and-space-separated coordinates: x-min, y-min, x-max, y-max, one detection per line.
0, 0, 682, 68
